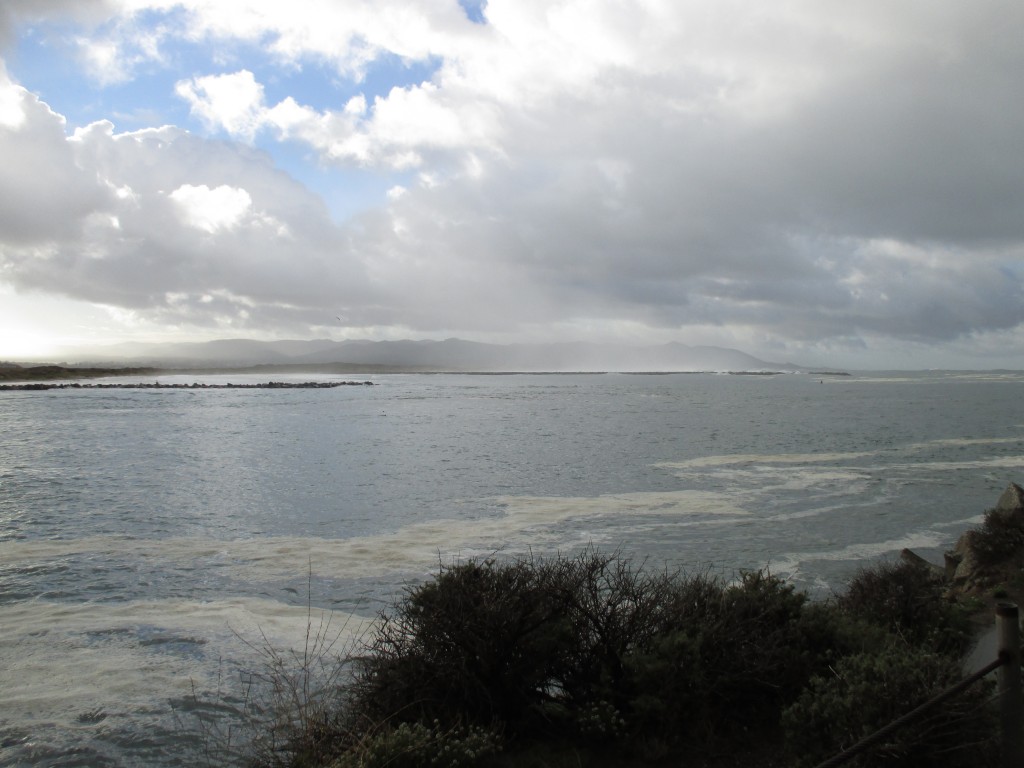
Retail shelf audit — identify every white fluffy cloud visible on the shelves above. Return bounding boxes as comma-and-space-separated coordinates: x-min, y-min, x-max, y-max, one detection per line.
169, 183, 253, 233
1, 0, 1024, 366
175, 70, 266, 140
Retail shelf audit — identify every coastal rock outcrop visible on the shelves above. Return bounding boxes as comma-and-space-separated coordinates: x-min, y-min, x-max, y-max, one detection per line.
938, 482, 1024, 594
944, 531, 984, 586
991, 481, 1024, 523
899, 547, 945, 580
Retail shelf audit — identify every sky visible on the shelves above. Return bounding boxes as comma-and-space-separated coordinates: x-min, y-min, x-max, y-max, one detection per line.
0, 1, 1022, 369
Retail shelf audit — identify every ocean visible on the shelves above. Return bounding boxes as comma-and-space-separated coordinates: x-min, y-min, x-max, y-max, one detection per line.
1, 370, 1022, 765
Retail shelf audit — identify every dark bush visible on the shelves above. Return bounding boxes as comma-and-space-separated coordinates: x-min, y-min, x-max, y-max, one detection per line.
347, 554, 845, 760
552, 552, 710, 722
970, 509, 1024, 570
348, 550, 713, 743
348, 556, 574, 735
249, 550, 1000, 768
711, 571, 815, 708
622, 570, 842, 755
839, 560, 972, 655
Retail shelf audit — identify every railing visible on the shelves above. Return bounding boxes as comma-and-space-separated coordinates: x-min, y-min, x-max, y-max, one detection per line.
813, 602, 1022, 768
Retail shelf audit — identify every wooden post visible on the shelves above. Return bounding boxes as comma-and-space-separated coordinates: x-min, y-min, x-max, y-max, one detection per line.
997, 602, 1022, 768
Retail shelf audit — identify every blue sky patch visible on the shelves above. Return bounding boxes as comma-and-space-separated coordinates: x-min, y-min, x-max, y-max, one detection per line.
9, 12, 442, 131
8, 13, 434, 220
458, 0, 488, 24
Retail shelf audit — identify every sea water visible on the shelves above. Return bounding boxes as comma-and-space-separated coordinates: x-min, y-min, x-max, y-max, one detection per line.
1, 370, 1023, 765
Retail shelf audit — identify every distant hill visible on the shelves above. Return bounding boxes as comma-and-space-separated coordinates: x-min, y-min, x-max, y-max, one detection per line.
68, 338, 807, 373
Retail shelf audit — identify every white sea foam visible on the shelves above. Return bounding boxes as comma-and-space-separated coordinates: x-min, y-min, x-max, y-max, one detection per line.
772, 530, 949, 580
941, 373, 1024, 383
656, 448, 1023, 502
0, 489, 752, 756
0, 490, 748, 581
655, 451, 876, 470
489, 490, 748, 521
887, 456, 1024, 473
0, 597, 372, 730
841, 373, 1024, 384
907, 437, 1024, 450
653, 464, 876, 510
701, 466, 871, 492
934, 514, 987, 529
823, 376, 922, 384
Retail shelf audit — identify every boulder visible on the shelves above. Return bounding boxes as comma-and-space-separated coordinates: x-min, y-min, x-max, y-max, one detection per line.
991, 482, 1024, 525
950, 530, 985, 587
899, 548, 945, 580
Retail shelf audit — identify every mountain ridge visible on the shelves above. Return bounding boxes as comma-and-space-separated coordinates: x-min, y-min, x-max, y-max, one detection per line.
65, 338, 812, 373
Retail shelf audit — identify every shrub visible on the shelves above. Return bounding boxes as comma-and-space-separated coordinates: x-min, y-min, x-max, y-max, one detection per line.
348, 556, 580, 737
345, 555, 881, 760
782, 645, 997, 768
839, 560, 972, 655
329, 721, 502, 768
711, 571, 815, 708
244, 550, 997, 768
210, 593, 359, 768
970, 508, 1024, 570
622, 570, 837, 753
551, 551, 705, 721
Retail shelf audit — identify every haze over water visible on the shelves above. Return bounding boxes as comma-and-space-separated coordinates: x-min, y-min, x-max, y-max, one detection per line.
1, 370, 1023, 765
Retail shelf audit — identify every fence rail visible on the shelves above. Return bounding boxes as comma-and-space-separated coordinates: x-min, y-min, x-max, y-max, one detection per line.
812, 602, 1022, 768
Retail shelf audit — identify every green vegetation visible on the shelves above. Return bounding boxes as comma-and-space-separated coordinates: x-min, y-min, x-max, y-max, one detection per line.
837, 558, 973, 655
234, 551, 999, 768
784, 646, 994, 768
968, 509, 1024, 573
0, 363, 159, 381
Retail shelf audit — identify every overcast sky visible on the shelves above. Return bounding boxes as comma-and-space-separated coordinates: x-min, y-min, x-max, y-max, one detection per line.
1, 1, 1022, 368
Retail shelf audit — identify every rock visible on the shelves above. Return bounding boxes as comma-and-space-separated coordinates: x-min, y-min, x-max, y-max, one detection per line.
951, 530, 984, 587
991, 482, 1024, 524
944, 550, 962, 580
941, 485, 1024, 591
899, 548, 945, 580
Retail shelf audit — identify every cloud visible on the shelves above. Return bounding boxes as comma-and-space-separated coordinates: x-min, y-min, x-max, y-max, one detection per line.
174, 67, 501, 170
1, 1, 150, 85
169, 183, 253, 233
175, 70, 266, 140
0, 64, 26, 128
0, 71, 106, 244
1, 0, 1023, 365
0, 1, 111, 49
0, 104, 375, 332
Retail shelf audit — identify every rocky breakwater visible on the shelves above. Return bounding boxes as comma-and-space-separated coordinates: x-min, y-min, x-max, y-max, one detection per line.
0, 380, 374, 391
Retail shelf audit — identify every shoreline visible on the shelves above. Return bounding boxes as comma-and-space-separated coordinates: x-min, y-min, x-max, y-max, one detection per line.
0, 380, 374, 390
